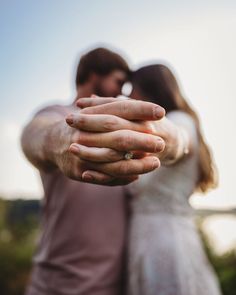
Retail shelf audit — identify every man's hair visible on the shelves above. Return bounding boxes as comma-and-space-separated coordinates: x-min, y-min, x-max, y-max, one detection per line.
75, 47, 130, 86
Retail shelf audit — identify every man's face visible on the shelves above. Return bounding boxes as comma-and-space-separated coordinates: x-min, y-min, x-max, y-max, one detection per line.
94, 70, 127, 97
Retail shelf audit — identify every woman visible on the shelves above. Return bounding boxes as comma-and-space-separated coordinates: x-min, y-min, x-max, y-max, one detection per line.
70, 63, 221, 294
127, 64, 221, 295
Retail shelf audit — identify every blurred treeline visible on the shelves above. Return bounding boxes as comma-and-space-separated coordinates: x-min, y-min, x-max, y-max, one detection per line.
0, 198, 40, 295
0, 198, 235, 295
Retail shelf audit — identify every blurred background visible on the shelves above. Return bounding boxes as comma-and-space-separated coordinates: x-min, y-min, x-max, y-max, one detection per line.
0, 0, 235, 294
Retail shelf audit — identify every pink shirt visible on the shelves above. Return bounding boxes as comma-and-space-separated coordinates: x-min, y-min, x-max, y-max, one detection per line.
26, 170, 129, 295
25, 106, 130, 295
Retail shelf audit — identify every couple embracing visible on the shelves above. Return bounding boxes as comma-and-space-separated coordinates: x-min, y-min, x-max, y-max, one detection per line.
22, 47, 221, 295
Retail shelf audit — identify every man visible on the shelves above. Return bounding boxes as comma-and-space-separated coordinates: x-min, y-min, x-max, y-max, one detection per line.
21, 48, 166, 295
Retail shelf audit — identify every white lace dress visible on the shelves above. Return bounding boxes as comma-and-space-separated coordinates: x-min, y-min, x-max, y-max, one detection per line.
127, 111, 222, 295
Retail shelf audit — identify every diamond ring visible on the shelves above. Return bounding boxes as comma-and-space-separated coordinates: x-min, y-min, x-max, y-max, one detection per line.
124, 152, 134, 160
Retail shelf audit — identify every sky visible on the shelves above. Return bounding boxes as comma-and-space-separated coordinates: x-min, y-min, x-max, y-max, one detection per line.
0, 0, 236, 251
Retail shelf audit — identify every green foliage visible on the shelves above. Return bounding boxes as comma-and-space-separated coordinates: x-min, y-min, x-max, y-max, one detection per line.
198, 218, 236, 295
0, 198, 40, 295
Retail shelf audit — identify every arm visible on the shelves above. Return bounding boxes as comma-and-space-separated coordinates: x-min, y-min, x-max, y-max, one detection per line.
21, 102, 166, 185
21, 105, 75, 171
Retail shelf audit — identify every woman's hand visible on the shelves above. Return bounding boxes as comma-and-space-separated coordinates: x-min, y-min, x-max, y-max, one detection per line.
63, 96, 167, 184
74, 96, 189, 170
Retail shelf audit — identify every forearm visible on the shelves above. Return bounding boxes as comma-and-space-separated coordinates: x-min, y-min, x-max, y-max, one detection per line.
21, 113, 69, 171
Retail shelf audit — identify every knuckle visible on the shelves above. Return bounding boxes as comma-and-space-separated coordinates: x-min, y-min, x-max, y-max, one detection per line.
143, 122, 155, 133
143, 136, 156, 150
117, 131, 133, 150
117, 161, 130, 175
140, 160, 148, 173
103, 117, 118, 131
118, 101, 129, 115
118, 137, 128, 150
97, 174, 107, 182
139, 158, 153, 174
135, 159, 148, 174
75, 131, 88, 145
67, 167, 81, 181
71, 163, 83, 180
71, 130, 80, 143
100, 174, 113, 183
108, 149, 120, 160
143, 136, 165, 152
75, 115, 86, 126
78, 149, 89, 159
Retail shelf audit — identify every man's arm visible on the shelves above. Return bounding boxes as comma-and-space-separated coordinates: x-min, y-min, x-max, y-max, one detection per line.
21, 105, 74, 171
21, 102, 166, 185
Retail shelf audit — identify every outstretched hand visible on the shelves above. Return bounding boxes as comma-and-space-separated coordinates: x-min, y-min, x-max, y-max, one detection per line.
63, 96, 166, 185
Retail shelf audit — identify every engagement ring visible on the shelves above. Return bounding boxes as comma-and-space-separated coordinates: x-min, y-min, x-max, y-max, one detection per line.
124, 152, 134, 160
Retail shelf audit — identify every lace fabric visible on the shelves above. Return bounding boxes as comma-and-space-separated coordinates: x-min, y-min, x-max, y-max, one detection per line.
127, 111, 222, 295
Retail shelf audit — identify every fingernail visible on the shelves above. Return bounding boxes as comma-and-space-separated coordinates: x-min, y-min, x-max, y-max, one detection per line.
69, 143, 80, 153
76, 99, 83, 107
155, 138, 165, 152
82, 172, 94, 182
152, 158, 161, 169
154, 106, 165, 119
91, 94, 98, 98
66, 114, 74, 125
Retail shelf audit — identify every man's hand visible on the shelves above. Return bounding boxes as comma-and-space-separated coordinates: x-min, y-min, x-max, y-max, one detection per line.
21, 100, 166, 186
54, 120, 163, 185
63, 97, 166, 184
75, 96, 188, 167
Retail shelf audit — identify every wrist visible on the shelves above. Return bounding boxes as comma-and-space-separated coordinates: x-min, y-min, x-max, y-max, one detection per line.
44, 119, 71, 168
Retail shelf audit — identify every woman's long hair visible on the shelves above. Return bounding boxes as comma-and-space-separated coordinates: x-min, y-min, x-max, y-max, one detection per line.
131, 64, 218, 193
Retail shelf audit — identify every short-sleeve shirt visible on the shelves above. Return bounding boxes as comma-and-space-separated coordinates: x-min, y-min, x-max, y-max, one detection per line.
25, 105, 130, 295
